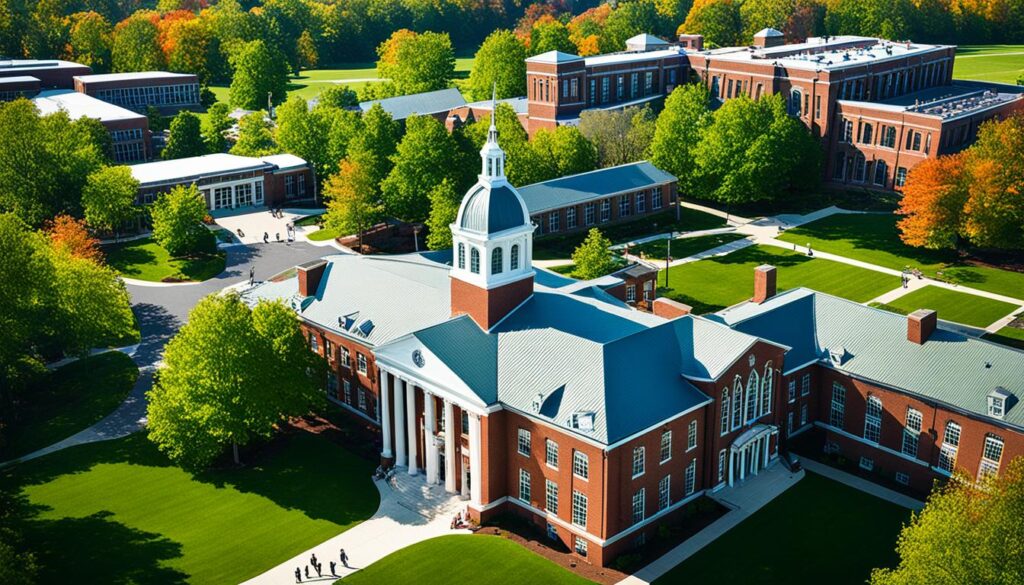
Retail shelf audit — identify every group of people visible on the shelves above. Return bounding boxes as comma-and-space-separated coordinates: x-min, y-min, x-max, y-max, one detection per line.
262, 225, 295, 244
901, 267, 923, 288
450, 511, 467, 530
295, 549, 349, 582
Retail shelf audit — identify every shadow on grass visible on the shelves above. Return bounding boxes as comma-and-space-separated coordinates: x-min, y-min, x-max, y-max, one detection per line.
105, 245, 158, 277
786, 214, 956, 268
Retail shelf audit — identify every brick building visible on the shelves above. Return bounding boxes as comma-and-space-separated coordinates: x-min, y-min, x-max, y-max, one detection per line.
243, 117, 1024, 567
73, 71, 200, 114
31, 89, 150, 163
0, 76, 41, 101
129, 153, 314, 209
0, 59, 91, 89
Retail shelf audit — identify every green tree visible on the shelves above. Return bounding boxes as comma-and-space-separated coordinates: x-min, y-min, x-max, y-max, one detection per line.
82, 166, 139, 234
111, 12, 165, 72
960, 115, 1024, 250
275, 96, 343, 182
230, 111, 277, 157
462, 103, 541, 186
202, 102, 232, 153
376, 29, 455, 96
580, 105, 657, 168
229, 39, 290, 110
296, 29, 318, 70
681, 0, 742, 48
323, 107, 364, 181
348, 103, 399, 189
167, 17, 214, 84
381, 114, 464, 221
323, 152, 385, 250
468, 30, 527, 101
599, 0, 667, 54
66, 11, 113, 72
317, 85, 358, 109
531, 126, 599, 180
425, 179, 460, 250
150, 184, 210, 256
572, 228, 616, 280
825, 0, 911, 39
530, 18, 576, 55
147, 294, 323, 469
870, 458, 1024, 585
162, 110, 206, 160
652, 84, 712, 191
49, 243, 136, 353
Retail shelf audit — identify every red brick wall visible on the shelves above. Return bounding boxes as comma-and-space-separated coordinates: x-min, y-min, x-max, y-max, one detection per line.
0, 64, 91, 89
450, 275, 534, 330
532, 181, 678, 238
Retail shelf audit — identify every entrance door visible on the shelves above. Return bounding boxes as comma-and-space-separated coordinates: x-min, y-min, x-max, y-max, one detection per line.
236, 183, 253, 207
439, 452, 446, 482
213, 186, 232, 209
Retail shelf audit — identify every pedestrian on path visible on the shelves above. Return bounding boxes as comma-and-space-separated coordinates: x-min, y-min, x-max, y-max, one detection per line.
295, 567, 302, 582
340, 548, 349, 568
304, 566, 310, 580
249, 265, 255, 286
330, 561, 337, 576
263, 232, 269, 243
315, 562, 322, 578
310, 553, 317, 567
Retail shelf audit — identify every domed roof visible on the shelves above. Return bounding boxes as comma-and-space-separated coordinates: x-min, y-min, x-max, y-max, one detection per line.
458, 183, 528, 235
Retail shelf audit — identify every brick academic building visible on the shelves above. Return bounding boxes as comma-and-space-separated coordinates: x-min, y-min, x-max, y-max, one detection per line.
244, 119, 1024, 567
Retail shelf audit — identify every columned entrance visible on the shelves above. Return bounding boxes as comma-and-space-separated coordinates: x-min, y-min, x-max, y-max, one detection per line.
728, 424, 779, 486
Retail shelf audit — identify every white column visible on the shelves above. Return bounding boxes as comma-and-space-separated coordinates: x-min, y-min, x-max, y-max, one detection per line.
469, 413, 483, 506
425, 392, 438, 484
740, 448, 746, 481
728, 450, 735, 487
231, 184, 238, 208
444, 400, 456, 493
405, 379, 418, 476
393, 372, 407, 467
379, 369, 393, 459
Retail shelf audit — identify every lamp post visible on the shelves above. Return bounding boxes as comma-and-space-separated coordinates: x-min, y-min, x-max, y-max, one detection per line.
664, 231, 674, 288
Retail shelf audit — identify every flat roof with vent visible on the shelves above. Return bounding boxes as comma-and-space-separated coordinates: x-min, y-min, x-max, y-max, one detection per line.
703, 36, 951, 72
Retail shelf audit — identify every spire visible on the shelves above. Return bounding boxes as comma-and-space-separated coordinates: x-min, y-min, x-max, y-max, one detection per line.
487, 82, 498, 144
480, 82, 505, 182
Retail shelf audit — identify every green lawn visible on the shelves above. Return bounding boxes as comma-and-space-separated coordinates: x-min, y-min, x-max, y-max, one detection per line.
307, 226, 341, 242
776, 214, 1024, 299
631, 232, 746, 262
534, 208, 727, 260
659, 245, 901, 314
984, 321, 1024, 350
342, 535, 592, 585
104, 237, 225, 282
655, 472, 910, 585
874, 286, 1019, 328
2, 431, 378, 584
0, 353, 138, 461
953, 45, 1024, 84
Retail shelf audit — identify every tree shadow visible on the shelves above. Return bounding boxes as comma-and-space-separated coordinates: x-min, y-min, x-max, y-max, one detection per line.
106, 245, 158, 276
130, 304, 180, 367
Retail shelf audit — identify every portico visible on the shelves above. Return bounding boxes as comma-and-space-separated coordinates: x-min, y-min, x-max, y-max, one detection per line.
728, 424, 779, 486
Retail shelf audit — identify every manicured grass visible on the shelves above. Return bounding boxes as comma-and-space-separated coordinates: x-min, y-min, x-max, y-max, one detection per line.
104, 237, 225, 282
630, 232, 746, 262
654, 472, 910, 585
2, 432, 378, 585
984, 321, 1024, 350
342, 535, 593, 585
307, 226, 341, 242
953, 45, 1024, 84
659, 245, 901, 314
776, 214, 1024, 299
534, 208, 726, 260
0, 353, 138, 461
877, 286, 1019, 328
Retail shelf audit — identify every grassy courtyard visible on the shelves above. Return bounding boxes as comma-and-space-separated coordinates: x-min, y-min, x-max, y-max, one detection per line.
104, 237, 225, 282
342, 535, 593, 585
1, 431, 378, 584
631, 232, 746, 262
870, 286, 1019, 328
659, 245, 901, 314
0, 352, 139, 461
984, 321, 1024, 350
777, 214, 1024, 300
654, 472, 910, 585
953, 45, 1024, 84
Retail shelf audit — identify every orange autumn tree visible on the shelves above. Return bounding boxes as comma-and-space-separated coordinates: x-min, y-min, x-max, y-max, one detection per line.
897, 153, 968, 249
47, 214, 103, 263
568, 4, 612, 56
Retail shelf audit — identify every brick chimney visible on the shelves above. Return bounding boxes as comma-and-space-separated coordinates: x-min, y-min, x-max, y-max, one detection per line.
753, 265, 777, 304
653, 297, 692, 320
297, 259, 328, 297
678, 34, 704, 51
907, 309, 937, 344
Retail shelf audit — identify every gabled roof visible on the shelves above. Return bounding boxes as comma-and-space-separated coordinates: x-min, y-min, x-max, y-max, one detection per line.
526, 51, 584, 64
754, 28, 784, 38
626, 33, 670, 51
517, 161, 677, 214
358, 88, 465, 120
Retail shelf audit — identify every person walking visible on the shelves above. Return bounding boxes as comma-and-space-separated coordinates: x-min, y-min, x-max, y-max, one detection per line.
340, 548, 349, 568
263, 232, 269, 243
330, 561, 337, 576
249, 265, 255, 285
304, 566, 310, 580
295, 567, 302, 583
310, 553, 317, 567
314, 562, 322, 578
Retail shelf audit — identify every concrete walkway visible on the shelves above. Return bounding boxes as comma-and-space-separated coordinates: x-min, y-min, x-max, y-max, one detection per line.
241, 472, 469, 584
680, 201, 752, 226
619, 463, 804, 585
214, 207, 326, 245
625, 236, 756, 268
800, 458, 925, 510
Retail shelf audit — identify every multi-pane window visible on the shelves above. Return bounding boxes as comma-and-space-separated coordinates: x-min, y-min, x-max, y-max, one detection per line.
631, 488, 645, 524
584, 203, 595, 225
720, 389, 730, 435
510, 245, 520, 270
517, 428, 531, 456
357, 353, 368, 374
745, 373, 759, 422
788, 379, 796, 402
566, 207, 577, 229
470, 248, 480, 273
573, 451, 589, 479
874, 160, 888, 186
938, 421, 960, 473
685, 458, 697, 495
652, 187, 663, 209
861, 123, 874, 144
630, 73, 638, 97
732, 379, 744, 430
660, 430, 672, 463
717, 449, 726, 482
324, 338, 333, 360
895, 472, 910, 485
895, 167, 908, 188
760, 368, 772, 415
343, 379, 351, 402
632, 446, 645, 478
644, 71, 653, 92
979, 435, 1004, 479
341, 347, 351, 368
902, 408, 922, 458
491, 247, 503, 275
801, 373, 810, 396
545, 479, 558, 513
626, 284, 636, 303
549, 213, 560, 233
309, 332, 319, 351
617, 75, 625, 100
600, 199, 611, 222
881, 126, 897, 148
575, 537, 588, 556
588, 79, 596, 105
461, 411, 469, 435
658, 475, 671, 510
545, 439, 559, 468
572, 490, 587, 527
864, 396, 882, 443
830, 382, 846, 428
800, 403, 808, 427
787, 411, 794, 434
357, 387, 367, 410
519, 469, 531, 502
842, 119, 854, 142
457, 243, 465, 269
327, 374, 338, 396
635, 192, 646, 214
687, 420, 697, 451
619, 195, 631, 217
600, 77, 610, 102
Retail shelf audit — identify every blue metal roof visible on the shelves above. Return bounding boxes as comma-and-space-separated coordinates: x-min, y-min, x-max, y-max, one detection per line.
358, 88, 465, 121
518, 161, 677, 214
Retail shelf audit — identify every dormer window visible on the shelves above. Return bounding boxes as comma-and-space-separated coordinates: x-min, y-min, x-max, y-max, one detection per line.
828, 346, 845, 366
988, 387, 1011, 419
571, 411, 595, 432
531, 392, 544, 413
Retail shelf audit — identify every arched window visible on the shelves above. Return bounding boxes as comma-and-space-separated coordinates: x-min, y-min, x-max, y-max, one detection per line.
510, 244, 520, 270
731, 377, 743, 430
864, 395, 882, 443
745, 370, 760, 422
874, 160, 888, 186
720, 389, 730, 435
470, 248, 480, 274
491, 247, 503, 275
760, 363, 773, 416
457, 243, 465, 269
853, 154, 866, 182
861, 123, 873, 144
790, 89, 802, 116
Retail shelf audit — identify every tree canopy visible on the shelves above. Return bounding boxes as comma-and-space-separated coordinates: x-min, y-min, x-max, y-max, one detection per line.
425, 179, 461, 250
381, 114, 468, 222
467, 29, 527, 101
150, 184, 211, 257
651, 84, 712, 192
580, 105, 657, 168
681, 0, 743, 48
162, 110, 206, 160
572, 228, 617, 280
323, 150, 385, 250
375, 29, 455, 97
111, 12, 165, 72
229, 39, 290, 110
230, 111, 278, 157
82, 166, 139, 234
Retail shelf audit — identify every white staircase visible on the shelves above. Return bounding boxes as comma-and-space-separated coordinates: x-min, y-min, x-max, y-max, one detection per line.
387, 471, 466, 520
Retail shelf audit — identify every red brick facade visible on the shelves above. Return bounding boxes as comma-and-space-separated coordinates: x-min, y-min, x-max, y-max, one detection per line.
450, 274, 534, 330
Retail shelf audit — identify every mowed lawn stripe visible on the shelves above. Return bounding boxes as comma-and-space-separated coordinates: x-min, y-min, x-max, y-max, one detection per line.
880, 286, 1020, 328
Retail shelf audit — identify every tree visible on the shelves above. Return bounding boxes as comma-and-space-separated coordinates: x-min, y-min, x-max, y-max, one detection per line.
580, 105, 657, 168
870, 458, 1024, 585
960, 115, 1024, 250
323, 152, 385, 250
825, 0, 911, 40
166, 17, 214, 84
317, 85, 358, 109
381, 115, 464, 221
230, 111, 277, 157
46, 214, 102, 263
425, 179, 461, 250
348, 103, 399, 188
572, 228, 616, 280
202, 102, 232, 153
462, 103, 542, 186
66, 11, 113, 72
112, 12, 165, 72
162, 110, 206, 160
568, 5, 612, 56
229, 40, 290, 110
529, 16, 576, 55
681, 0, 743, 48
376, 29, 455, 96
82, 166, 140, 235
275, 96, 336, 182
468, 30, 527, 101
531, 126, 599, 180
599, 0, 667, 54
652, 84, 712, 191
296, 29, 318, 70
897, 155, 968, 249
150, 184, 210, 256
147, 294, 323, 469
